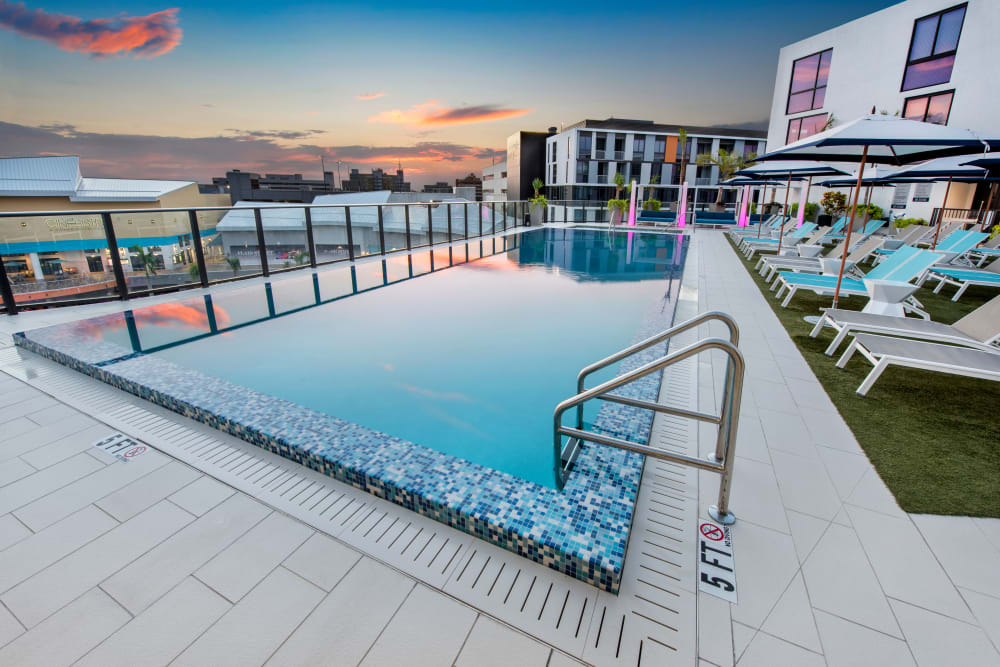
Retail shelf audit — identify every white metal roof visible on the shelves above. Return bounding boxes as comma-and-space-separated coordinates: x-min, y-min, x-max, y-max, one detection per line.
0, 155, 82, 196
0, 156, 194, 201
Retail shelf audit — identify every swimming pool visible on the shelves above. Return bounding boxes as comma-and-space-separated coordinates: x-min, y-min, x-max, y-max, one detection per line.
16, 227, 688, 592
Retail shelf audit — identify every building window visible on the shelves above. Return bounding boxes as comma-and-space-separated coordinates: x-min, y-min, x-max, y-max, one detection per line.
696, 139, 713, 158
743, 141, 758, 157
595, 133, 607, 157
786, 113, 828, 144
550, 142, 557, 163
613, 135, 625, 160
902, 4, 966, 91
786, 49, 832, 114
719, 139, 736, 154
597, 162, 607, 184
653, 137, 666, 160
633, 135, 646, 159
903, 90, 954, 124
576, 160, 589, 183
578, 133, 592, 159
551, 164, 557, 183
650, 162, 662, 183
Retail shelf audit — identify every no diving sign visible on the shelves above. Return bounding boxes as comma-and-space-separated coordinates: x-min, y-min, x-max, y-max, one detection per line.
91, 433, 148, 463
697, 519, 738, 603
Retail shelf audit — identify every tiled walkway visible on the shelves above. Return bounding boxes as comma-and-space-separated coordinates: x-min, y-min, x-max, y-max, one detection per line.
691, 230, 1000, 666
0, 229, 998, 666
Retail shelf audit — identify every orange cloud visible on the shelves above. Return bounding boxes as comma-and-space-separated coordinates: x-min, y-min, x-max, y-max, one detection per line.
0, 2, 182, 58
369, 101, 532, 127
356, 92, 385, 100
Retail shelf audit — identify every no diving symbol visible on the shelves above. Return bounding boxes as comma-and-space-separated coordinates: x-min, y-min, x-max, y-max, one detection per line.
700, 523, 724, 541
121, 446, 146, 458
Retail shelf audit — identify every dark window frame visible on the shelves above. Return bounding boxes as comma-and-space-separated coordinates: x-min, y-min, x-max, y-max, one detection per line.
786, 112, 829, 145
900, 3, 967, 92
902, 89, 955, 124
785, 48, 832, 115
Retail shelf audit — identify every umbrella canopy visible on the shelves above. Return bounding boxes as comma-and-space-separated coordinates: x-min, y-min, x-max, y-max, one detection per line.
818, 166, 904, 187
962, 156, 1000, 177
724, 176, 804, 185
735, 160, 849, 177
756, 115, 997, 165
887, 154, 991, 180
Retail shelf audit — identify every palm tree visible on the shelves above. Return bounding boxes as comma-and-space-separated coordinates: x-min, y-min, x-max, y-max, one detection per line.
226, 256, 241, 277
696, 149, 757, 206
531, 177, 544, 198
129, 245, 157, 290
646, 175, 660, 204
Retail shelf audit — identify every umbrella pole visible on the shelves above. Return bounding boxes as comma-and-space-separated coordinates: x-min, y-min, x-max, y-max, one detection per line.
832, 146, 868, 310
863, 186, 872, 225
757, 185, 767, 238
982, 183, 998, 232
777, 172, 792, 255
931, 176, 953, 249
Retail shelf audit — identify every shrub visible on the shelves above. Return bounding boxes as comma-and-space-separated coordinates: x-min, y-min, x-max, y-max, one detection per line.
607, 199, 628, 214
645, 199, 661, 211
857, 203, 884, 220
820, 191, 847, 218
790, 202, 820, 220
893, 217, 926, 228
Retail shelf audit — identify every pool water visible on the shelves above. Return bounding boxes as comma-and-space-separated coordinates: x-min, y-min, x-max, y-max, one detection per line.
92, 228, 685, 487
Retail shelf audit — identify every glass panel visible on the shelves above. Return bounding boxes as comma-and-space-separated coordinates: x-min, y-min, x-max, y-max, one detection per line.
310, 206, 352, 262
381, 205, 408, 252
350, 204, 381, 257
112, 209, 203, 293
935, 7, 965, 54
0, 212, 119, 306
787, 118, 801, 144
926, 92, 953, 124
429, 202, 450, 243
817, 50, 832, 87
903, 95, 929, 121
812, 86, 826, 109
262, 205, 310, 271
800, 114, 828, 139
210, 207, 267, 279
902, 54, 954, 90
787, 90, 814, 114
909, 15, 938, 60
790, 53, 820, 93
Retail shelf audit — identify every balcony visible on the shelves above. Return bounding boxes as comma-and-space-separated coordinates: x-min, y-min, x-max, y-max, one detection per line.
614, 151, 624, 160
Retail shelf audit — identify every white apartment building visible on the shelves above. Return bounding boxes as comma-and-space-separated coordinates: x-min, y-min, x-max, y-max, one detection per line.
481, 161, 507, 201
767, 0, 1000, 221
544, 119, 766, 221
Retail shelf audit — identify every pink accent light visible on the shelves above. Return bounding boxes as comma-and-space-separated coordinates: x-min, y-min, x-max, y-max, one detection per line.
677, 182, 688, 228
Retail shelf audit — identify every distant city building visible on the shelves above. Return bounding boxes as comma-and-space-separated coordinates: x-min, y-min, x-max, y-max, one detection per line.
453, 186, 477, 201
0, 155, 230, 298
342, 168, 410, 193
482, 161, 507, 201
212, 169, 337, 204
544, 119, 766, 220
766, 0, 1000, 221
454, 173, 483, 201
506, 130, 553, 201
421, 181, 453, 194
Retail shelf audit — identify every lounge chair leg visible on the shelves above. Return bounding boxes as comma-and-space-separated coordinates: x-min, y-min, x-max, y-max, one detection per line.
809, 313, 828, 338
825, 325, 851, 356
953, 283, 969, 301
836, 338, 859, 369
780, 287, 796, 308
857, 359, 889, 397
933, 280, 945, 294
775, 282, 787, 299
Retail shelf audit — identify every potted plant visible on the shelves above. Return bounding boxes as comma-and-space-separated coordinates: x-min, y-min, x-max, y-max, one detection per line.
696, 148, 755, 212
608, 172, 628, 225
644, 198, 661, 211
529, 177, 547, 225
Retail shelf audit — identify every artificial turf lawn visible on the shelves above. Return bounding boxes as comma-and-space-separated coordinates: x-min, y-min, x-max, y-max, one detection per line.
726, 237, 1000, 517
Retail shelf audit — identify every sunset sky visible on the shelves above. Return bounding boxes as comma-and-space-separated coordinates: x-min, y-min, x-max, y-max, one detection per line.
1, 0, 898, 187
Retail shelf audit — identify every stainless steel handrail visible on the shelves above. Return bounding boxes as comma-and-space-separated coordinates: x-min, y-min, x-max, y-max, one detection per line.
555, 336, 745, 525
575, 311, 739, 463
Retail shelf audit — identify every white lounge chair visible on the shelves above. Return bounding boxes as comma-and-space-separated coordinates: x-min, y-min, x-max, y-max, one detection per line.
810, 294, 1000, 356
837, 333, 1000, 396
740, 223, 819, 258
920, 258, 1000, 301
761, 236, 884, 286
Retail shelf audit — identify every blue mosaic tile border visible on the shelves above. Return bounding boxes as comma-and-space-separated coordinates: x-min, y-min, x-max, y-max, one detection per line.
14, 239, 686, 593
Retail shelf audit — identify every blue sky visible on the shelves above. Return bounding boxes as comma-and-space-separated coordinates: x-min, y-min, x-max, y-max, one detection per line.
0, 0, 900, 185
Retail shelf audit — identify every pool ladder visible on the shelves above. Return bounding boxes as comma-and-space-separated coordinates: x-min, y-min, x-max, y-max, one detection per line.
553, 311, 744, 525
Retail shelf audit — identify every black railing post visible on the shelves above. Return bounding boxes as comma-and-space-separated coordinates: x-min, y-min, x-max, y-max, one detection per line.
502, 202, 508, 232
404, 205, 412, 249
427, 205, 434, 246
304, 206, 317, 267
253, 208, 269, 277
479, 203, 483, 237
0, 254, 17, 316
377, 205, 386, 255
447, 204, 453, 242
490, 202, 496, 235
344, 206, 356, 261
564, 202, 568, 223
187, 210, 209, 288
464, 203, 469, 238
204, 295, 218, 333
101, 212, 129, 300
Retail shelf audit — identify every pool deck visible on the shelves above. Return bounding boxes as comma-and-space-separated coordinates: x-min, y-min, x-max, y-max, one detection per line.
0, 228, 997, 666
